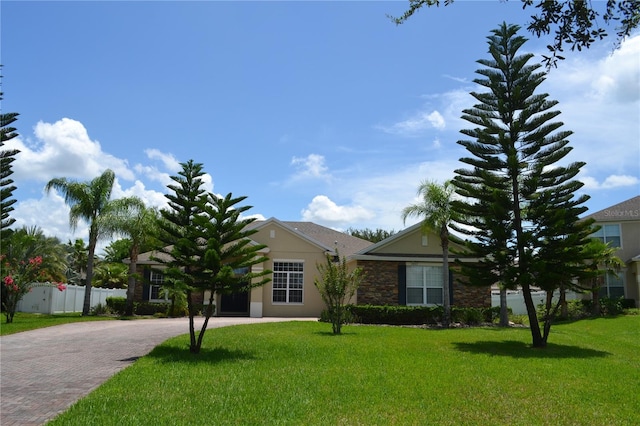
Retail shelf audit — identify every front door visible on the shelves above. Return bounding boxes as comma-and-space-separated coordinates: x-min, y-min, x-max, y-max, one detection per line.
220, 289, 249, 316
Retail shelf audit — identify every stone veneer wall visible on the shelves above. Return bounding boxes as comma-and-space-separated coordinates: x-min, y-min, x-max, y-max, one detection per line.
357, 261, 399, 305
356, 260, 490, 308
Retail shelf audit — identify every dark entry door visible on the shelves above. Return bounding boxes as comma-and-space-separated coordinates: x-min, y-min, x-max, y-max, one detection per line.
220, 290, 249, 316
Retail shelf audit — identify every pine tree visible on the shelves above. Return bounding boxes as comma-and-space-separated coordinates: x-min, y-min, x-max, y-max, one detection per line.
451, 22, 594, 347
157, 160, 209, 352
157, 160, 270, 354
1, 70, 20, 242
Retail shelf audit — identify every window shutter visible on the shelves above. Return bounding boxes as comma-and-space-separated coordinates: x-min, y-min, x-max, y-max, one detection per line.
449, 269, 454, 305
398, 264, 406, 305
142, 268, 151, 301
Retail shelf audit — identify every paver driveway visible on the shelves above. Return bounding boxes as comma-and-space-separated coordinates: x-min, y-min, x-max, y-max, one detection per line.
0, 317, 315, 425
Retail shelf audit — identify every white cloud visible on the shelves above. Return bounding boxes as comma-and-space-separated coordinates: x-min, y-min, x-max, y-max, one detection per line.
290, 154, 332, 181
111, 179, 169, 210
11, 192, 78, 243
580, 174, 639, 190
301, 195, 374, 229
144, 149, 182, 172
591, 35, 640, 103
299, 159, 460, 232
6, 118, 134, 183
378, 110, 446, 136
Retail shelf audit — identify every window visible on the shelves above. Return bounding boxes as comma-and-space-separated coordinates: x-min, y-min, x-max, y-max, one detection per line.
599, 272, 625, 299
149, 271, 166, 302
406, 265, 443, 305
272, 261, 303, 304
592, 224, 621, 248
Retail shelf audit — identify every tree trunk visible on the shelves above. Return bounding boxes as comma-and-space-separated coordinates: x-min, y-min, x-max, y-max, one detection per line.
82, 236, 97, 316
125, 246, 139, 317
591, 286, 601, 316
499, 286, 509, 326
559, 286, 568, 319
511, 174, 545, 347
193, 287, 217, 354
187, 289, 198, 354
441, 228, 451, 328
521, 282, 545, 347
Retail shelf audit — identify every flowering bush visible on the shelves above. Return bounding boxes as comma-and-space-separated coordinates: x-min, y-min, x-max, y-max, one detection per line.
1, 255, 66, 323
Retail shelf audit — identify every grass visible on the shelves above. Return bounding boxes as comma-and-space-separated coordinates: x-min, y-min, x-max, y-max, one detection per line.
0, 312, 115, 336
49, 315, 640, 425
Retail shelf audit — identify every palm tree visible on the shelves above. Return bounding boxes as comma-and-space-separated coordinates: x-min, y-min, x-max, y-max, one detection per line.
581, 239, 624, 316
45, 169, 118, 315
92, 261, 128, 288
402, 180, 458, 327
102, 197, 161, 316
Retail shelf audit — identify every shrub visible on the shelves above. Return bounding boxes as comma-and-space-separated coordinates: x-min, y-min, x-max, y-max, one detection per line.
621, 298, 636, 309
106, 297, 127, 315
135, 302, 169, 316
600, 297, 625, 316
90, 303, 112, 316
460, 307, 484, 325
346, 305, 496, 326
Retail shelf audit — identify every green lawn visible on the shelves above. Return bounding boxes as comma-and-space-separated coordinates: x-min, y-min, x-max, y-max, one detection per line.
48, 316, 639, 425
0, 312, 114, 336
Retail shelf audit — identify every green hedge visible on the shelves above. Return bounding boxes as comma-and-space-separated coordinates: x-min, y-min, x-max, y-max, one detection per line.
345, 305, 497, 325
105, 297, 170, 316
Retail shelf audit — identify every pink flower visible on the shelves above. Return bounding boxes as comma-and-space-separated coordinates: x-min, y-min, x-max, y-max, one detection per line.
29, 256, 43, 265
4, 276, 14, 286
57, 283, 67, 292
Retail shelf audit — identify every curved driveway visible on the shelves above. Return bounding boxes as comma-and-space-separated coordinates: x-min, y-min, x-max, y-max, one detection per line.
0, 317, 315, 426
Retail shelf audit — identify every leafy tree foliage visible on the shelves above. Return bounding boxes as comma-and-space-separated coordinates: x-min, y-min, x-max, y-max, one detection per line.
157, 160, 271, 354
0, 69, 20, 241
402, 180, 460, 327
103, 239, 133, 263
346, 227, 395, 243
450, 23, 594, 347
390, 0, 640, 67
314, 251, 364, 334
1, 226, 68, 282
65, 239, 88, 285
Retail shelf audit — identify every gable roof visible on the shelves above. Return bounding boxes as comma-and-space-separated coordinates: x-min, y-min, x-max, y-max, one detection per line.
354, 222, 424, 256
582, 196, 640, 222
250, 218, 372, 257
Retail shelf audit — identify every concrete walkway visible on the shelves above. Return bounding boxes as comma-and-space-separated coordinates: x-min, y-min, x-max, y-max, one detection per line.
0, 317, 315, 425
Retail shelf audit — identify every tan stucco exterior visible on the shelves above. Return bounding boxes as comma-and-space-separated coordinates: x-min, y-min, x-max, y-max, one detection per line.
248, 220, 332, 317
584, 196, 640, 307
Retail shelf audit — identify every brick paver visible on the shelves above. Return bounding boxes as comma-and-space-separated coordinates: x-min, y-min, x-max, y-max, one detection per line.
0, 317, 314, 425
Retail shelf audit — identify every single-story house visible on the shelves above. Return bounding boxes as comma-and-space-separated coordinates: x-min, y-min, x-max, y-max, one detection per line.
582, 195, 640, 307
130, 219, 490, 317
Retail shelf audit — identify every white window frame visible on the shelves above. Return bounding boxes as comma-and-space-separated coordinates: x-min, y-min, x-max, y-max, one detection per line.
599, 271, 625, 299
592, 224, 622, 248
149, 270, 168, 302
272, 260, 304, 304
406, 264, 444, 306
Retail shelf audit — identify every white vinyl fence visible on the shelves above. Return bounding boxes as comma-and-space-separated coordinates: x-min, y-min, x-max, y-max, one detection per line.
491, 289, 581, 315
16, 283, 127, 314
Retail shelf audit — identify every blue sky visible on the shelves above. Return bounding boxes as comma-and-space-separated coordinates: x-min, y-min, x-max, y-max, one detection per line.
2, 1, 639, 253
